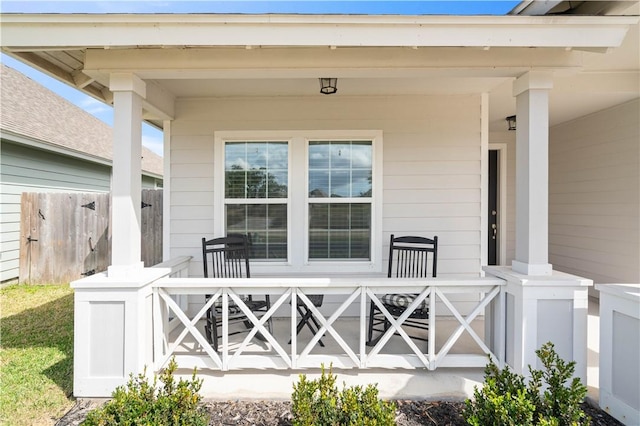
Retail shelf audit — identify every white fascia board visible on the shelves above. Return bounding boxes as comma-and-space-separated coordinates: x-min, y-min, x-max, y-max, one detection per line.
1, 14, 637, 49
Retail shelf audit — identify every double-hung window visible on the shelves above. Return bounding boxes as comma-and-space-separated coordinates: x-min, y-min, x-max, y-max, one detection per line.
308, 141, 372, 260
224, 141, 288, 260
215, 131, 382, 273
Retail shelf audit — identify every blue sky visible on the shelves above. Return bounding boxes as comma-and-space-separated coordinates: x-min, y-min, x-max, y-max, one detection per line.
1, 1, 520, 157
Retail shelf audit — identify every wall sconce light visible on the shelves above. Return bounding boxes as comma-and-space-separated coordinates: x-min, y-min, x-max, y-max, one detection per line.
506, 115, 516, 131
319, 77, 338, 95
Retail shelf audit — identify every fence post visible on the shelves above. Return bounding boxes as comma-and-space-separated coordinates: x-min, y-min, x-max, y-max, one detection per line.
71, 267, 170, 397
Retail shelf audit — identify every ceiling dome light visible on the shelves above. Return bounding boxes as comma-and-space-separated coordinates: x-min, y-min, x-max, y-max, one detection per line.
319, 78, 338, 95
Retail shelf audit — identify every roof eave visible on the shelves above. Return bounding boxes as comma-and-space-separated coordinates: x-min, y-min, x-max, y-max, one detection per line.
1, 14, 637, 50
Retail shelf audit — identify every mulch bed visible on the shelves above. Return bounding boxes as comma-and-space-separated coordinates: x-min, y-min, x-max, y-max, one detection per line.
56, 398, 623, 426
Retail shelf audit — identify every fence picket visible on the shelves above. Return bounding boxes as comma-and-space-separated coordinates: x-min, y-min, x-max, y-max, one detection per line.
19, 190, 162, 284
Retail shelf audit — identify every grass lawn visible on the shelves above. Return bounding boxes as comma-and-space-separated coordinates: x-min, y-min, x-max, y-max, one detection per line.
0, 284, 75, 425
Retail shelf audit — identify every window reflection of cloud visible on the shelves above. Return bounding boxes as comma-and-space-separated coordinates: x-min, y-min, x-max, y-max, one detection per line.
228, 157, 249, 170
331, 171, 350, 197
351, 149, 372, 168
270, 171, 288, 188
268, 143, 288, 169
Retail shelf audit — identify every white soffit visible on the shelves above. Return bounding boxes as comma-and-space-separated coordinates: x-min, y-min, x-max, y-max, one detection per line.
1, 14, 637, 49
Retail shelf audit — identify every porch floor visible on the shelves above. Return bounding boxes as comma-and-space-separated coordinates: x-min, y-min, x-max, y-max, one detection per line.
171, 298, 601, 402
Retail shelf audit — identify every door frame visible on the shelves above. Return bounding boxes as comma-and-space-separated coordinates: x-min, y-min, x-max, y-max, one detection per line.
488, 143, 507, 266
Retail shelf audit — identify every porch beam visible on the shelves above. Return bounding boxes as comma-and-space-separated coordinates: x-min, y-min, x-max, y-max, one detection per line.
141, 79, 175, 120
108, 72, 145, 277
82, 47, 585, 81
512, 71, 553, 276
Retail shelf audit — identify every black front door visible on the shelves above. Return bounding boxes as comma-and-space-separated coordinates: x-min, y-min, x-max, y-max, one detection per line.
488, 150, 498, 265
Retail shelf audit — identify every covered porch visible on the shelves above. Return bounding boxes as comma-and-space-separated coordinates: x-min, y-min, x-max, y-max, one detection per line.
1, 3, 637, 407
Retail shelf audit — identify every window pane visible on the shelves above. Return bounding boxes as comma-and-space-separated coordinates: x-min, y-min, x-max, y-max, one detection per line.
268, 143, 288, 169
246, 143, 267, 169
329, 204, 349, 229
267, 170, 288, 198
330, 170, 350, 198
350, 230, 371, 258
328, 231, 349, 258
309, 204, 328, 229
352, 170, 372, 197
225, 169, 246, 198
351, 142, 372, 169
308, 140, 372, 199
225, 141, 288, 199
309, 170, 329, 198
308, 203, 371, 260
309, 142, 330, 169
309, 231, 328, 259
225, 143, 247, 170
226, 205, 247, 232
246, 170, 267, 198
331, 143, 351, 169
225, 203, 287, 260
268, 231, 288, 259
267, 204, 287, 231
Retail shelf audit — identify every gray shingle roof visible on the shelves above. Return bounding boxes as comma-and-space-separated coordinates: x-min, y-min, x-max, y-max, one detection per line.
0, 64, 163, 177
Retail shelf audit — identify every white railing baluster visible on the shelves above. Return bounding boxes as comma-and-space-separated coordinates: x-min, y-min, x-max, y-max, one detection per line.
359, 286, 366, 368
428, 286, 436, 370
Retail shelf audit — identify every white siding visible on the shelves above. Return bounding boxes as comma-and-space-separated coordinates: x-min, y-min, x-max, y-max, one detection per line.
549, 99, 640, 285
169, 95, 483, 279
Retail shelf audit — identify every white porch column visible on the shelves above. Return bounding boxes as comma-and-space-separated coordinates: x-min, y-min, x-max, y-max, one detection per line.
485, 266, 591, 383
512, 71, 553, 276
71, 268, 170, 397
484, 71, 592, 384
108, 73, 146, 277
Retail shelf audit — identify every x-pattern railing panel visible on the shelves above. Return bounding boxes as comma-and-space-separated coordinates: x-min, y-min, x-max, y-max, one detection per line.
152, 276, 505, 372
365, 287, 431, 368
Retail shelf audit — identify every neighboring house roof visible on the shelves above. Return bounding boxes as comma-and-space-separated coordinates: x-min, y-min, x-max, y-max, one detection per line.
0, 64, 163, 177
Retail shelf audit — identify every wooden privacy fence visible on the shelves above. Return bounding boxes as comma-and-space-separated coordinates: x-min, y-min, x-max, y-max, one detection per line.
20, 189, 162, 284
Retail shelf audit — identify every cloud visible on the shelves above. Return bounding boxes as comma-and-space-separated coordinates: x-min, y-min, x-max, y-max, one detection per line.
142, 132, 164, 157
79, 97, 112, 116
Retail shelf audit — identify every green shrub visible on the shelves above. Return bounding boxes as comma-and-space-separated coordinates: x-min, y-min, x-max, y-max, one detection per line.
82, 357, 209, 426
291, 364, 397, 426
529, 343, 589, 425
464, 342, 589, 426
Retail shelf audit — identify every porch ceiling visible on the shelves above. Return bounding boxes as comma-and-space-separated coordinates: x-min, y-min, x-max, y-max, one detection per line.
1, 13, 638, 131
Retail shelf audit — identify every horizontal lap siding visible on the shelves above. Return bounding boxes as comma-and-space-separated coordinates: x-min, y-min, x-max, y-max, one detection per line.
549, 99, 640, 285
170, 95, 482, 279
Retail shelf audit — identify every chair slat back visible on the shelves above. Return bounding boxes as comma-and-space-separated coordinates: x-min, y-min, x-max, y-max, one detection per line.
388, 234, 438, 278
202, 235, 250, 278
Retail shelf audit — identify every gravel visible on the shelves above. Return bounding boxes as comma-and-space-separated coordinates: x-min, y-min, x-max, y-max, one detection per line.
56, 398, 624, 425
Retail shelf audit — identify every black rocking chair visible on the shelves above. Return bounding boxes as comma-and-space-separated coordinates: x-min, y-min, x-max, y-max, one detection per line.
290, 294, 325, 347
202, 235, 272, 351
366, 234, 438, 346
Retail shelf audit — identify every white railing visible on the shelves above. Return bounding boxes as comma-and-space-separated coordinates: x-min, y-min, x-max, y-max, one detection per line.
151, 256, 191, 277
152, 274, 505, 372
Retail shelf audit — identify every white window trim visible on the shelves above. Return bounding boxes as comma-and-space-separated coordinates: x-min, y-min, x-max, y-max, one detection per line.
214, 130, 383, 275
